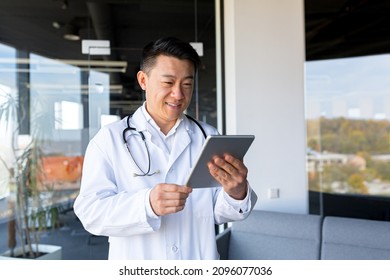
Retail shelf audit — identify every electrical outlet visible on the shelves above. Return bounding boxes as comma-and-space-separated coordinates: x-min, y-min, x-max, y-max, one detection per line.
268, 188, 279, 199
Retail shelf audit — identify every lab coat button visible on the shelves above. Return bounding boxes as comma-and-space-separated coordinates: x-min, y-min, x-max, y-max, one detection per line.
169, 167, 174, 173
171, 245, 178, 252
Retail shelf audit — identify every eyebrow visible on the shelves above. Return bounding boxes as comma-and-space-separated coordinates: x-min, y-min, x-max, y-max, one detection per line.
161, 74, 194, 80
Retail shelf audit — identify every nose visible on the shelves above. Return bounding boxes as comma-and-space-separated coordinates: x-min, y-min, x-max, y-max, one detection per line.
171, 83, 184, 100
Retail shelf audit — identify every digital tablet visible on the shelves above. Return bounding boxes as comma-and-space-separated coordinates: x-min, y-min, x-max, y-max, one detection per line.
185, 135, 255, 188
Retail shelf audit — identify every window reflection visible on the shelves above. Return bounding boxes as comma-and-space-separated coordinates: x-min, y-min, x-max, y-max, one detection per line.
55, 101, 84, 130
0, 41, 87, 227
0, 44, 17, 201
0, 0, 217, 259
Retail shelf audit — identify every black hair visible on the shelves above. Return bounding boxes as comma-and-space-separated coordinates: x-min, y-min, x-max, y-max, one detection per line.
140, 37, 201, 74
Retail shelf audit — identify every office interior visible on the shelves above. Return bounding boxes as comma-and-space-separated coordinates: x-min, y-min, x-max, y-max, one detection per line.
0, 0, 390, 259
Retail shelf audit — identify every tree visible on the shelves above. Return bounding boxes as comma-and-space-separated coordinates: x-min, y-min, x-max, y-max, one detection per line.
347, 173, 368, 194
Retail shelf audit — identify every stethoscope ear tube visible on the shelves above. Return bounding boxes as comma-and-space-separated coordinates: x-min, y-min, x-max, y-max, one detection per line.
123, 115, 136, 144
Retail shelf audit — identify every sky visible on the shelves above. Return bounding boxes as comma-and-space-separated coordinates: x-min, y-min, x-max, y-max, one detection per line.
305, 54, 390, 121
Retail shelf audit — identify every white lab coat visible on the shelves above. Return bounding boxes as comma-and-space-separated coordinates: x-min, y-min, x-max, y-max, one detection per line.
73, 104, 257, 260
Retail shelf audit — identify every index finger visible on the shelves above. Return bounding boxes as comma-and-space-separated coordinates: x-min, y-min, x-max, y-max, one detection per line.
163, 184, 193, 194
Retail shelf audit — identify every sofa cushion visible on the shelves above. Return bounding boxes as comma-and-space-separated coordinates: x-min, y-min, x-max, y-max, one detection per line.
321, 216, 390, 259
228, 210, 322, 259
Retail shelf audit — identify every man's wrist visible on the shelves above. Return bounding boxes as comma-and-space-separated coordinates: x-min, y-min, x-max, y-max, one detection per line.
226, 182, 248, 200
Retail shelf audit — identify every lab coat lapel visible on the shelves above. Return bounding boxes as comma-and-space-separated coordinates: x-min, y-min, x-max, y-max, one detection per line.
130, 106, 148, 132
167, 125, 191, 168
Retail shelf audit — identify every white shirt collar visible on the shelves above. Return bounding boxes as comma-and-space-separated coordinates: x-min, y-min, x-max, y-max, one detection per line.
140, 102, 184, 136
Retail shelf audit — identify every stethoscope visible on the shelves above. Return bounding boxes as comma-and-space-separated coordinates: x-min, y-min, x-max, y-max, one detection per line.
122, 114, 206, 177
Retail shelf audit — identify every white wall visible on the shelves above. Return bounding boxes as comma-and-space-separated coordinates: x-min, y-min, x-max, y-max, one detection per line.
223, 0, 308, 213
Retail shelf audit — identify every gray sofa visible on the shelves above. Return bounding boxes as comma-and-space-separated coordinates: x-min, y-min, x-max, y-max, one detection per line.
216, 210, 390, 260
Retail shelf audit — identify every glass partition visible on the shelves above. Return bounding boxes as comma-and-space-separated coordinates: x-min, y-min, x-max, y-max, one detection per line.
0, 0, 217, 259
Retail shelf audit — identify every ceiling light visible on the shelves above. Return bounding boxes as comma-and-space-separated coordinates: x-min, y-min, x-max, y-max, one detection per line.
52, 21, 61, 29
61, 0, 68, 10
0, 58, 128, 73
63, 24, 80, 41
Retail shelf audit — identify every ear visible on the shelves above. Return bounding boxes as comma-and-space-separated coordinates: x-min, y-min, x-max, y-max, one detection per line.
137, 71, 147, 90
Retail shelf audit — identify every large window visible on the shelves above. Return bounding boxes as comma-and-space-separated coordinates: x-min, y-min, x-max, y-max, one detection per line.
305, 55, 390, 220
305, 1, 390, 220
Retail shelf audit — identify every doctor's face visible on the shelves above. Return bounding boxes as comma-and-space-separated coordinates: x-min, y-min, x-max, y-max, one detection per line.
137, 55, 195, 133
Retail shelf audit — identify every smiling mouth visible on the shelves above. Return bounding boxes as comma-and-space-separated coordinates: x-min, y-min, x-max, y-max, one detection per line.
166, 102, 181, 108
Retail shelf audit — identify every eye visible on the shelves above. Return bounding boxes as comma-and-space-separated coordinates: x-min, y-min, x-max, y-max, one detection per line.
183, 81, 193, 87
162, 81, 174, 86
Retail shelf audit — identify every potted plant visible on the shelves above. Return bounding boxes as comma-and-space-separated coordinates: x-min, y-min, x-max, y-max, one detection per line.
0, 89, 62, 259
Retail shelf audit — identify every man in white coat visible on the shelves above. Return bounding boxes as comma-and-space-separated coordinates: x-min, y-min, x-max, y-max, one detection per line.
73, 37, 257, 260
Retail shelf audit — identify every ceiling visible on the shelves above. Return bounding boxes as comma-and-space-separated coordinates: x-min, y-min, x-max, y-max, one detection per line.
0, 0, 215, 64
305, 0, 390, 60
0, 0, 390, 114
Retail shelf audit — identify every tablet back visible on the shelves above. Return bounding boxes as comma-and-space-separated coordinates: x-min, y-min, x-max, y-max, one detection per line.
185, 135, 255, 188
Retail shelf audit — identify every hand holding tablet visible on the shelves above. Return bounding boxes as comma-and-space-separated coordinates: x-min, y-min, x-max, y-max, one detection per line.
185, 135, 255, 188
